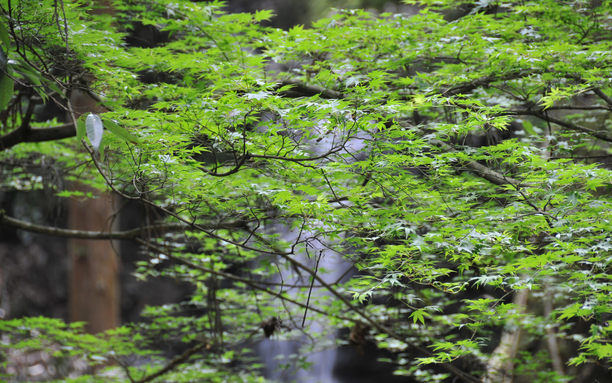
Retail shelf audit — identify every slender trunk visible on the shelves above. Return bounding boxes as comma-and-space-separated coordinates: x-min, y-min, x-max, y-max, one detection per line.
484, 290, 529, 383
544, 283, 565, 376
67, 58, 117, 334
67, 188, 120, 333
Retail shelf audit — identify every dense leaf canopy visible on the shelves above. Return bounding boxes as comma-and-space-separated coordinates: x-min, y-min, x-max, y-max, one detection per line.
1, 0, 612, 382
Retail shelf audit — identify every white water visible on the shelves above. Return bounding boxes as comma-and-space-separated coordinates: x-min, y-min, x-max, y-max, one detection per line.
255, 113, 370, 382
256, 228, 350, 383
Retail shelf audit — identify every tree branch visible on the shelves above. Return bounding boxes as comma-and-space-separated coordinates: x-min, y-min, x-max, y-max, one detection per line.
279, 79, 344, 99
430, 139, 527, 187
530, 111, 612, 143
0, 211, 247, 240
0, 123, 75, 151
135, 342, 207, 383
439, 70, 530, 97
591, 88, 612, 107
507, 108, 612, 143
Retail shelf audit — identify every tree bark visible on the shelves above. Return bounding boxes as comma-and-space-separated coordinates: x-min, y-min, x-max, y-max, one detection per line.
484, 290, 529, 383
67, 187, 120, 333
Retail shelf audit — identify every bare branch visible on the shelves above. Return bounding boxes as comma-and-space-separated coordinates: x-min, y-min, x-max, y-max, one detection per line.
0, 211, 248, 240
530, 112, 612, 143
506, 108, 612, 143
279, 79, 344, 99
591, 88, 612, 107
135, 342, 207, 383
430, 139, 528, 187
0, 122, 75, 151
439, 70, 530, 97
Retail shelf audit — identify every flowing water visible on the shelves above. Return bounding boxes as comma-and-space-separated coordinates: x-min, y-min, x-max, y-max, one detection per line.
255, 114, 370, 382
256, 227, 351, 383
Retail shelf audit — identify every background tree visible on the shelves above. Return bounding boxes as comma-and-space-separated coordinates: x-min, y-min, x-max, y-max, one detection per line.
1, 0, 612, 382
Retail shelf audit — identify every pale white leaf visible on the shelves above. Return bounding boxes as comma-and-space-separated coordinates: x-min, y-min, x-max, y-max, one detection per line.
85, 113, 103, 153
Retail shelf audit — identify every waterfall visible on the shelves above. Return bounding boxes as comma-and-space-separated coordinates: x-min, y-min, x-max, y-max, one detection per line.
255, 114, 370, 382
256, 226, 349, 383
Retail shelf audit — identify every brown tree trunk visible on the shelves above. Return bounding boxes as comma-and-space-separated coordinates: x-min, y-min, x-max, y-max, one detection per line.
66, 58, 118, 334
67, 188, 120, 333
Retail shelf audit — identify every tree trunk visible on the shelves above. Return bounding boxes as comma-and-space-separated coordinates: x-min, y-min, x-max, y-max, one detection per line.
484, 290, 529, 383
67, 188, 120, 333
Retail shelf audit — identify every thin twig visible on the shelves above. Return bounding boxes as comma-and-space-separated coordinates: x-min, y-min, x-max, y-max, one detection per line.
135, 342, 206, 383
301, 250, 322, 327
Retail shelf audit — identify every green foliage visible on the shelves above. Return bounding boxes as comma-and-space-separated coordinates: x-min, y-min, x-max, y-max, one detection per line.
1, 0, 612, 382
0, 317, 147, 358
